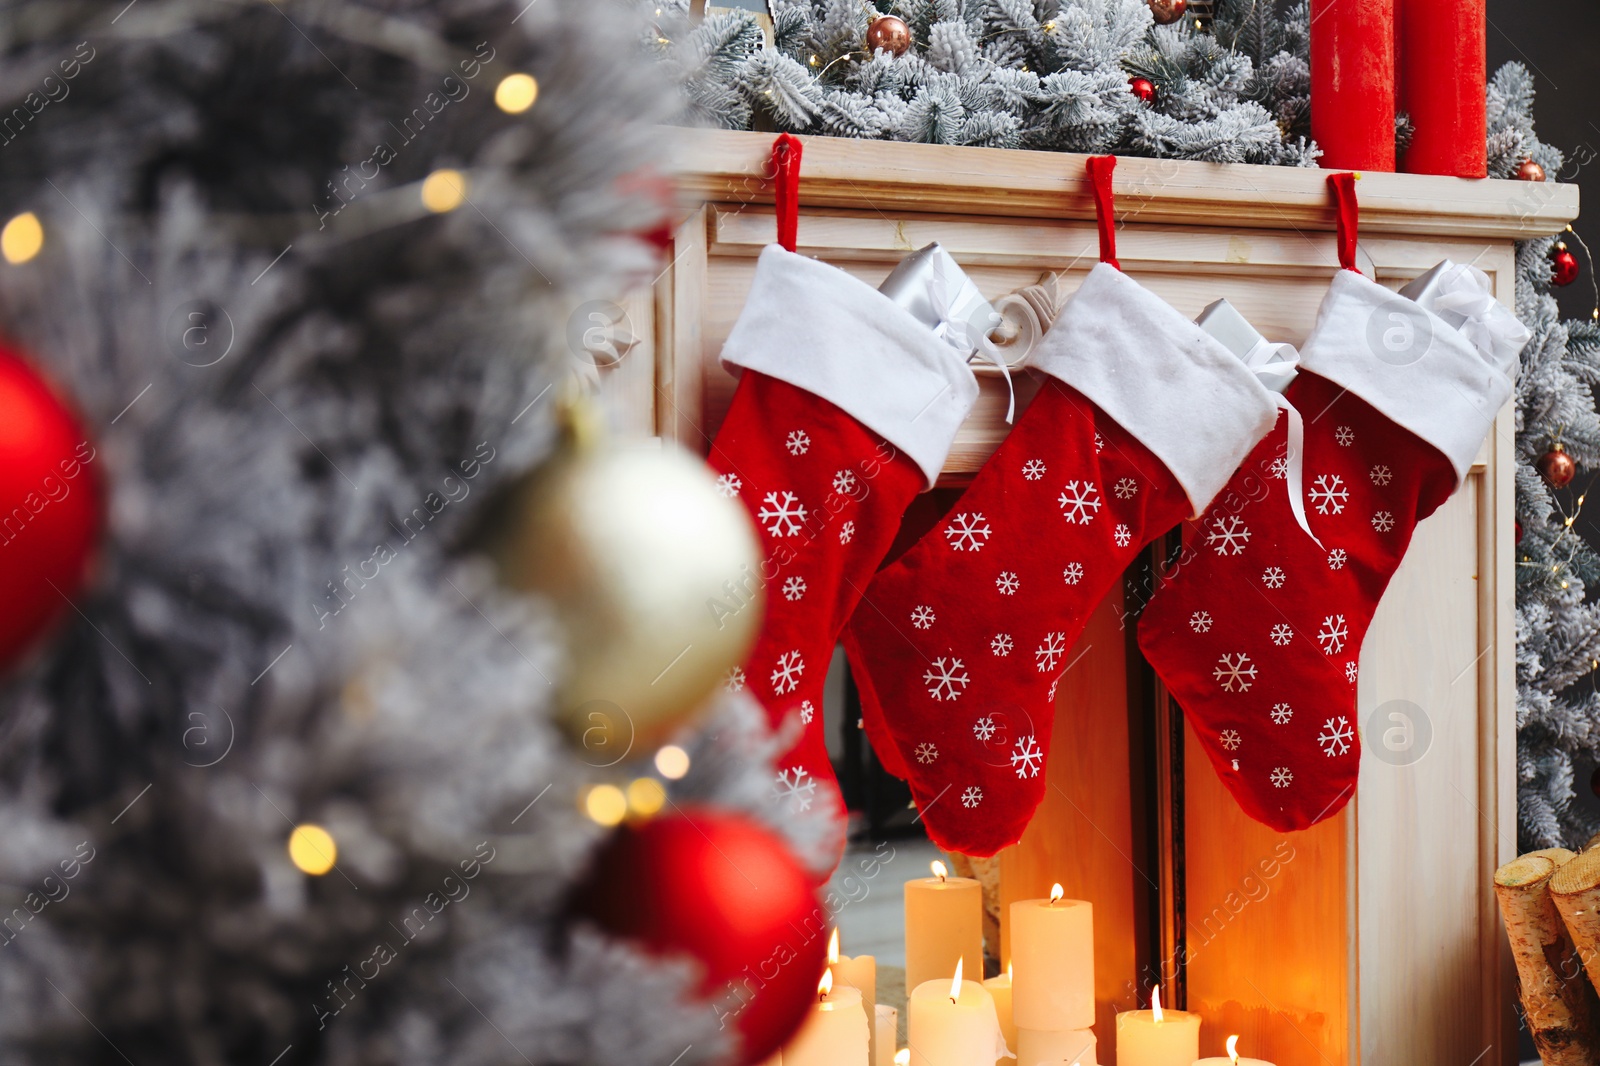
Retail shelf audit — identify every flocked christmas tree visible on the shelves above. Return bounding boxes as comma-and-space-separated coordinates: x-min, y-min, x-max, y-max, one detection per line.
0, 1, 835, 1063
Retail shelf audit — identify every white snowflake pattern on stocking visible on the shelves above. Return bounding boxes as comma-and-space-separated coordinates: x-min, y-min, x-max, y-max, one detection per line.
1309, 474, 1349, 515
1270, 766, 1293, 788
1035, 632, 1067, 673
782, 576, 807, 602
758, 491, 807, 537
973, 716, 997, 741
1345, 660, 1358, 683
1371, 511, 1395, 533
1113, 523, 1132, 548
961, 786, 983, 808
1114, 477, 1139, 499
1335, 425, 1355, 446
832, 469, 858, 495
990, 633, 1013, 657
995, 571, 1020, 595
839, 520, 855, 544
1207, 515, 1250, 556
1328, 548, 1348, 570
914, 741, 939, 765
1262, 566, 1286, 589
715, 473, 741, 498
1270, 702, 1293, 724
1057, 481, 1103, 525
1270, 623, 1293, 646
1221, 729, 1241, 750
1317, 614, 1348, 655
775, 767, 816, 812
724, 667, 746, 692
1318, 716, 1354, 756
1370, 464, 1393, 486
1190, 611, 1213, 633
1022, 459, 1046, 481
923, 657, 970, 701
1011, 735, 1043, 778
770, 650, 804, 695
1063, 562, 1084, 586
799, 700, 815, 724
1213, 653, 1257, 692
945, 513, 992, 551
785, 430, 811, 456
910, 605, 936, 629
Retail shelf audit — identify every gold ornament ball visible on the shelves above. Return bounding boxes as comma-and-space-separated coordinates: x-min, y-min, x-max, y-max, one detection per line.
1540, 443, 1577, 488
1516, 158, 1547, 182
1148, 0, 1188, 24
483, 425, 764, 753
866, 15, 912, 56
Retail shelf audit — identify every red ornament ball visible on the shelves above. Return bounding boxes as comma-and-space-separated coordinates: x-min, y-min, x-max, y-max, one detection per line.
1539, 443, 1577, 488
574, 808, 828, 1065
0, 345, 101, 671
1516, 518, 1524, 544
865, 15, 912, 57
1516, 158, 1547, 182
1551, 243, 1580, 287
1129, 77, 1157, 103
1148, 0, 1188, 24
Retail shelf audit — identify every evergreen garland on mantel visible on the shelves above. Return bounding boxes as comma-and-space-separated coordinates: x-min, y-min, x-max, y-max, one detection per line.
651, 0, 1600, 852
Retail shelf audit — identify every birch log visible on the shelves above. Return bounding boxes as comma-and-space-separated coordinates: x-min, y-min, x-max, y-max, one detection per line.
1495, 854, 1600, 1065
1552, 851, 1600, 996
1533, 847, 1579, 866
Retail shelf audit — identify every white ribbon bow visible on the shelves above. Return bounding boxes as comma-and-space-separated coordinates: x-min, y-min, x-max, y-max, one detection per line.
1418, 261, 1530, 379
1241, 338, 1321, 548
922, 261, 1016, 423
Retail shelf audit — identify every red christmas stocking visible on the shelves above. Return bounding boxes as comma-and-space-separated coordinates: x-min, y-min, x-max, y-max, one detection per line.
709, 242, 979, 863
1136, 262, 1520, 831
841, 260, 1279, 857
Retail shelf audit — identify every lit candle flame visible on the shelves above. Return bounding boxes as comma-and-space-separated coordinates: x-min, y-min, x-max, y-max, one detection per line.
1227, 1035, 1240, 1064
949, 957, 963, 1002
1007, 960, 1013, 981
827, 928, 840, 965
894, 1051, 910, 1066
818, 969, 833, 1000
1049, 882, 1064, 904
1152, 985, 1164, 1023
931, 860, 948, 881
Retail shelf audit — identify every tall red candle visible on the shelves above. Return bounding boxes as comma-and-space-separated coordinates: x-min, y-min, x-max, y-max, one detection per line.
1310, 0, 1397, 172
1398, 0, 1486, 176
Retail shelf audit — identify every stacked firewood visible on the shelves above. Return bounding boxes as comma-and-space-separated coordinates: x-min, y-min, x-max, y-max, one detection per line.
1495, 839, 1600, 1063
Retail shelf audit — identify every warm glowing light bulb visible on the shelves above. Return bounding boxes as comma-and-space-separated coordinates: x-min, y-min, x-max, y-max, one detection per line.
931, 860, 948, 881
818, 969, 834, 999
584, 784, 627, 826
2, 212, 42, 264
654, 745, 690, 779
1049, 882, 1065, 903
421, 169, 468, 213
494, 73, 539, 114
827, 927, 840, 964
1227, 1034, 1240, 1064
287, 824, 337, 875
1151, 985, 1164, 1023
626, 777, 666, 817
949, 957, 963, 1001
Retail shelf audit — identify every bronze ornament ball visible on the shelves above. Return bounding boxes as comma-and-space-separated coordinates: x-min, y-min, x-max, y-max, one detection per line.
865, 15, 912, 56
1149, 0, 1188, 24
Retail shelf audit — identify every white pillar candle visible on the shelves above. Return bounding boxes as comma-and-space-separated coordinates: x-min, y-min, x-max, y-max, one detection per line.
785, 973, 868, 1066
1116, 988, 1200, 1066
1010, 885, 1094, 1030
829, 930, 878, 1065
904, 861, 984, 996
1016, 1027, 1097, 1066
982, 965, 1016, 1063
874, 1004, 898, 1066
908, 961, 1005, 1066
1193, 1034, 1275, 1066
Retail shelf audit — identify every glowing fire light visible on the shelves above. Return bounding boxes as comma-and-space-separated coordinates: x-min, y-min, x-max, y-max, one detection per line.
1152, 985, 1164, 1023
827, 927, 840, 964
1227, 1035, 1240, 1064
818, 969, 833, 1000
894, 1052, 910, 1065
949, 958, 964, 1003
1049, 882, 1065, 904
931, 860, 948, 881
